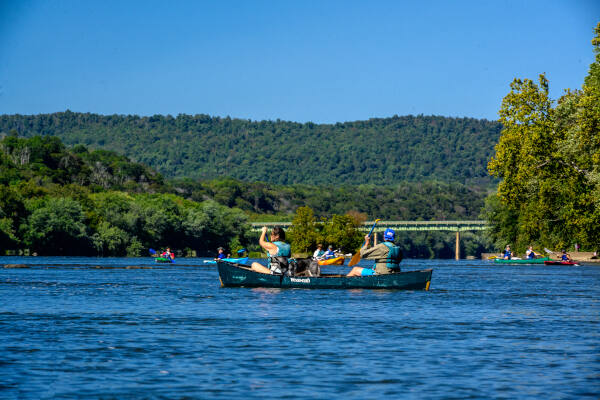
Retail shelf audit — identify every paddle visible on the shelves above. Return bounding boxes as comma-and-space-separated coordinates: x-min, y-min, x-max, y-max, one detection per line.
544, 247, 565, 261
149, 248, 156, 256
348, 219, 381, 267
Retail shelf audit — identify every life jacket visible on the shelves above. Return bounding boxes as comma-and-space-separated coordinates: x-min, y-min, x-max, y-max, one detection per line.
268, 241, 291, 274
375, 241, 402, 270
526, 250, 535, 259
504, 250, 512, 259
561, 254, 569, 261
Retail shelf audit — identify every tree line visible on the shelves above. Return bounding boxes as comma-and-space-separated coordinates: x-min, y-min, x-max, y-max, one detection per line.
0, 112, 501, 186
486, 22, 600, 254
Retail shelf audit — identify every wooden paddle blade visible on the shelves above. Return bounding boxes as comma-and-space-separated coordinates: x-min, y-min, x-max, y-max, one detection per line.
348, 219, 381, 267
348, 251, 361, 267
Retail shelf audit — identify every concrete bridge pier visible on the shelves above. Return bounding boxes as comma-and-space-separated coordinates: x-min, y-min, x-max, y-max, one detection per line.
455, 231, 460, 260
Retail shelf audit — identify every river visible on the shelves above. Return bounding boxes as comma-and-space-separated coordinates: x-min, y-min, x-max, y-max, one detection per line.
1, 257, 598, 399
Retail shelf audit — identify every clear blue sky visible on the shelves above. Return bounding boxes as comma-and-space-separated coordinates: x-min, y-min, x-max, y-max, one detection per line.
1, 0, 598, 123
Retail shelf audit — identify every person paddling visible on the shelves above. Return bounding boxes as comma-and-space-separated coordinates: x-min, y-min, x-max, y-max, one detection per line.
560, 249, 572, 262
323, 245, 336, 260
161, 247, 174, 260
502, 245, 512, 260
215, 247, 227, 261
250, 226, 291, 274
346, 228, 402, 277
525, 246, 537, 259
312, 244, 325, 260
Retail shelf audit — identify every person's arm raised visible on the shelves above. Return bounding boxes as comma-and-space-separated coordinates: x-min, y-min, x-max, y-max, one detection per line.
258, 227, 278, 255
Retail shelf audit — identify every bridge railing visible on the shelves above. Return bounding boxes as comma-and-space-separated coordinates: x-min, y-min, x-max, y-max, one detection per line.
250, 220, 488, 232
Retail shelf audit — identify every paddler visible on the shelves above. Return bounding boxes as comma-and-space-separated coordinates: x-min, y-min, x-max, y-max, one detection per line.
312, 244, 325, 260
346, 228, 402, 276
323, 245, 336, 259
560, 249, 572, 262
250, 226, 291, 274
161, 247, 174, 260
502, 245, 512, 260
525, 246, 538, 259
215, 247, 227, 261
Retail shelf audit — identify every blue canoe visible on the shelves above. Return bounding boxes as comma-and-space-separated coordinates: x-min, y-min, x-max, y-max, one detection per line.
204, 257, 249, 265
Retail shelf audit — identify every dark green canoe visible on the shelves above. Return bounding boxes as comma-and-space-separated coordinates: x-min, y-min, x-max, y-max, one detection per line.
493, 256, 550, 265
216, 260, 432, 290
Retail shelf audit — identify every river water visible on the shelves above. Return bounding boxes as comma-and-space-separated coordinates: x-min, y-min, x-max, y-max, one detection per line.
1, 257, 598, 399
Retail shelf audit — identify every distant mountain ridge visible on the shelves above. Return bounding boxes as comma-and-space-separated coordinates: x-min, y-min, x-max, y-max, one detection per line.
0, 111, 501, 185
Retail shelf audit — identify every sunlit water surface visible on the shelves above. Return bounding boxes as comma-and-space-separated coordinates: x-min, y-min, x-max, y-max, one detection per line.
1, 257, 598, 399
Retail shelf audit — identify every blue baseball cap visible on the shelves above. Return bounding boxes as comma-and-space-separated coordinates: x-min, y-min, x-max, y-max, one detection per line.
384, 228, 395, 241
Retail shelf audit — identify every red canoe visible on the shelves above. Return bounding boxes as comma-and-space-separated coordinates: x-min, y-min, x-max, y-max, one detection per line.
544, 260, 579, 266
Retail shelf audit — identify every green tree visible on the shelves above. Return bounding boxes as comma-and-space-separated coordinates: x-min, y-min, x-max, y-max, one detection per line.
318, 214, 362, 253
487, 22, 600, 251
22, 197, 90, 255
92, 221, 130, 256
126, 236, 144, 257
289, 206, 319, 253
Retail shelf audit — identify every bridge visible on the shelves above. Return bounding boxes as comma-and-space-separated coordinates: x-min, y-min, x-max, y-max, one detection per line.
250, 221, 489, 260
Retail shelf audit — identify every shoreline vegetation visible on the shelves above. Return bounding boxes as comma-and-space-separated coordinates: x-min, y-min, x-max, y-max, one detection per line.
0, 134, 493, 259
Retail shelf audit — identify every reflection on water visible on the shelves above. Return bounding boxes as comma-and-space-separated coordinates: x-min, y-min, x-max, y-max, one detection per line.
1, 257, 599, 399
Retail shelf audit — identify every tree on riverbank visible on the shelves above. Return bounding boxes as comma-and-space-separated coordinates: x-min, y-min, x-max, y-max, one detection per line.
487, 22, 600, 252
288, 206, 363, 254
0, 136, 253, 256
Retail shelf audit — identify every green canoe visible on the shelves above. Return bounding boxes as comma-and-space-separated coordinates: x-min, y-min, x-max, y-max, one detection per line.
217, 260, 432, 290
493, 257, 550, 265
155, 257, 175, 263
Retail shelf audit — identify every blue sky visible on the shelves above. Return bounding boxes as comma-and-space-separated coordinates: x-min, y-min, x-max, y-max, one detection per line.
0, 0, 598, 123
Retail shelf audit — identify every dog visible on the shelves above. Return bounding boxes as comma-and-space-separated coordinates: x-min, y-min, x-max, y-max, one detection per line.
287, 257, 320, 277
270, 257, 320, 277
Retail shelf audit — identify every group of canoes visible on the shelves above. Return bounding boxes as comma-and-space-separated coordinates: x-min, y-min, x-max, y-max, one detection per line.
151, 226, 584, 291
492, 245, 579, 266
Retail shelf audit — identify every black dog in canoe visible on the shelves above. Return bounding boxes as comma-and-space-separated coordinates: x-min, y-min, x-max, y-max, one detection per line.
271, 257, 320, 277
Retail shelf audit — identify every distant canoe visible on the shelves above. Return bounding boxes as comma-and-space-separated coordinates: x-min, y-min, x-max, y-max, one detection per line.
493, 257, 550, 265
204, 257, 249, 265
544, 260, 579, 266
155, 257, 175, 263
318, 256, 345, 266
216, 260, 432, 290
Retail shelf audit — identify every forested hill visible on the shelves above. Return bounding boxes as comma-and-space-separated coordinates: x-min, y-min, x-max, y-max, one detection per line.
0, 112, 501, 185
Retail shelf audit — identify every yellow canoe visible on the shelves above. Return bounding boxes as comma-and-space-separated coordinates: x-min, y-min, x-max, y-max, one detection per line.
318, 256, 345, 266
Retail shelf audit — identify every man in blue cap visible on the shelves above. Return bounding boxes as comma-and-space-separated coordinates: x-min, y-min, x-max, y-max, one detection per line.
347, 228, 403, 276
